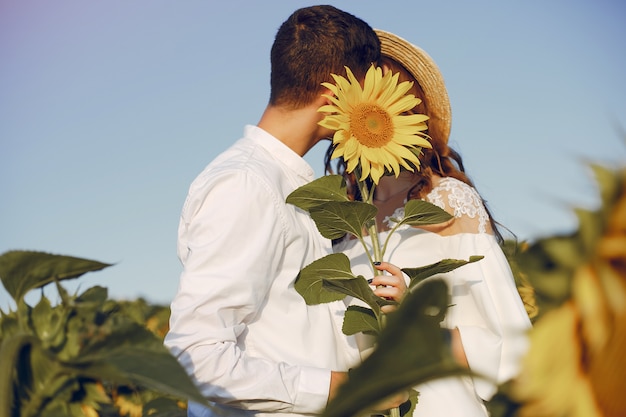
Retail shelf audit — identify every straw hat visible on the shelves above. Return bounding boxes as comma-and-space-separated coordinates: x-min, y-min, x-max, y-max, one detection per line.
375, 29, 452, 144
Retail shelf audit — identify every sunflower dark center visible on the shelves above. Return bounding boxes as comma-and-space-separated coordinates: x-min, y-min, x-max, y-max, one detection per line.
351, 103, 393, 148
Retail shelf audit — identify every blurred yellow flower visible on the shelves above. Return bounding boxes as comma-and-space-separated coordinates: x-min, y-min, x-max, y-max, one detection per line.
512, 301, 602, 417
319, 65, 431, 184
511, 166, 626, 417
80, 404, 100, 417
114, 392, 143, 417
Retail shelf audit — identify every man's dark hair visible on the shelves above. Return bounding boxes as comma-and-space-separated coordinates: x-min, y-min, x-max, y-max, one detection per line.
269, 5, 381, 109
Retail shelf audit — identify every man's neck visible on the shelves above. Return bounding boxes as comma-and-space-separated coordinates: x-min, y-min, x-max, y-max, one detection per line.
257, 99, 328, 157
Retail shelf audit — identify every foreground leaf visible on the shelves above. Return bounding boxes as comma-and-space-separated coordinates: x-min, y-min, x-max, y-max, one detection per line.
71, 321, 207, 406
324, 279, 470, 417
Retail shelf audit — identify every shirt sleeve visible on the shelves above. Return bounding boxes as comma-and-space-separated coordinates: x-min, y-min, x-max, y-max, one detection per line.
164, 169, 331, 414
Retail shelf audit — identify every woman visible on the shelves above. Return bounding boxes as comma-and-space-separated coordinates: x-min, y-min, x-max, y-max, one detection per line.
329, 29, 533, 416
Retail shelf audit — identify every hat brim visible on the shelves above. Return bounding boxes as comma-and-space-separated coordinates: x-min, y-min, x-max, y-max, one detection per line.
375, 29, 451, 144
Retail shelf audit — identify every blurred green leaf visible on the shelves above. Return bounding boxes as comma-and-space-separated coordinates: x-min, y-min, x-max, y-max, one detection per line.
70, 321, 207, 406
78, 345, 206, 406
310, 201, 377, 240
27, 345, 77, 414
31, 296, 68, 349
0, 310, 18, 340
0, 334, 34, 417
402, 256, 484, 288
144, 397, 188, 417
324, 279, 470, 417
76, 286, 109, 304
0, 251, 111, 303
286, 175, 349, 212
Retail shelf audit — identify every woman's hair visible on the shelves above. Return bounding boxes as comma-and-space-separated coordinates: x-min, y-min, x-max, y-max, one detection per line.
325, 56, 508, 243
269, 5, 381, 109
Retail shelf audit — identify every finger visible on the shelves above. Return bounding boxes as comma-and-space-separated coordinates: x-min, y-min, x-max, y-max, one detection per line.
380, 304, 398, 314
374, 286, 405, 302
371, 274, 406, 289
373, 261, 403, 276
370, 273, 407, 294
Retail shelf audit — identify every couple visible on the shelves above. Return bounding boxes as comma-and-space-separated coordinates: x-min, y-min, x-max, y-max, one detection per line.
164, 5, 532, 417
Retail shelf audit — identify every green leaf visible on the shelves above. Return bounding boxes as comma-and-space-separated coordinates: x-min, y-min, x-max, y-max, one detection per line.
286, 175, 349, 212
516, 235, 577, 314
0, 310, 19, 340
402, 256, 484, 288
31, 296, 68, 349
397, 199, 452, 227
294, 253, 356, 304
342, 306, 379, 336
68, 321, 208, 406
322, 278, 390, 319
79, 346, 207, 406
76, 286, 109, 304
28, 345, 76, 412
324, 280, 470, 417
0, 251, 111, 303
144, 397, 188, 417
309, 201, 377, 240
0, 334, 35, 417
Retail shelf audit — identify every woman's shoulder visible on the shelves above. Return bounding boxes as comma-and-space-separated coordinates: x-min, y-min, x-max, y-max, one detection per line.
429, 176, 480, 197
425, 176, 491, 235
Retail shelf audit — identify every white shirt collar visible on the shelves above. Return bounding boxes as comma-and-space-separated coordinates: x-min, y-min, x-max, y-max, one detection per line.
244, 125, 316, 182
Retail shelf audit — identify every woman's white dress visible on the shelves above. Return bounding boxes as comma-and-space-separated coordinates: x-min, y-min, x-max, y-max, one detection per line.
334, 177, 532, 417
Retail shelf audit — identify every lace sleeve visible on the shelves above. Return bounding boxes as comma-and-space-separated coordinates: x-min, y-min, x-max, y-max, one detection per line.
426, 177, 491, 234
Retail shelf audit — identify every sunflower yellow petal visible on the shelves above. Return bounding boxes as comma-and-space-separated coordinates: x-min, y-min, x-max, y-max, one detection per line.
396, 113, 429, 125
359, 155, 371, 180
384, 151, 401, 177
377, 72, 402, 106
393, 80, 415, 99
318, 104, 339, 114
321, 82, 338, 95
387, 95, 422, 115
343, 136, 360, 157
360, 146, 385, 165
361, 65, 378, 100
386, 141, 421, 163
369, 163, 385, 184
344, 66, 363, 95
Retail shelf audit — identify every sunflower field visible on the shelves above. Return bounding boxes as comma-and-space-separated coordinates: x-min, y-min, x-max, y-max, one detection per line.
0, 251, 206, 417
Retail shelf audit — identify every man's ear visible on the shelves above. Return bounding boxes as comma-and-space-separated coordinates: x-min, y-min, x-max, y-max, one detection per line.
381, 62, 392, 75
317, 87, 334, 106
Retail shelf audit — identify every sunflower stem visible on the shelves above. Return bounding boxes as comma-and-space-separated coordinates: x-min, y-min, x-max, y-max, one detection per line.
356, 174, 383, 276
355, 173, 401, 417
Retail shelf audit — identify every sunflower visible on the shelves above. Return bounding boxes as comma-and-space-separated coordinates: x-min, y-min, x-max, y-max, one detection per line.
319, 64, 432, 184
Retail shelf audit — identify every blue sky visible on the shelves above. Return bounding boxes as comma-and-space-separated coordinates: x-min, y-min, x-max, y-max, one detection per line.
1, 0, 625, 309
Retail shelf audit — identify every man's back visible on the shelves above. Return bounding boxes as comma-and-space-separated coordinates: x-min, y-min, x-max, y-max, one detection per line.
166, 126, 360, 417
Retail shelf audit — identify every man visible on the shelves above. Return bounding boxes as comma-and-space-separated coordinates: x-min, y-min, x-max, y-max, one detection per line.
165, 6, 389, 417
